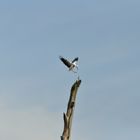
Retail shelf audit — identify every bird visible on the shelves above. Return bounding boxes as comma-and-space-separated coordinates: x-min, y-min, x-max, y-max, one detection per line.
59, 56, 79, 73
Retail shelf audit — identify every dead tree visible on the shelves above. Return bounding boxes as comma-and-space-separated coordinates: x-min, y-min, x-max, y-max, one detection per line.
61, 79, 82, 140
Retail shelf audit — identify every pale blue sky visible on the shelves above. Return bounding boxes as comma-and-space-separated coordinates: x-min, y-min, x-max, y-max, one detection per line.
0, 0, 140, 140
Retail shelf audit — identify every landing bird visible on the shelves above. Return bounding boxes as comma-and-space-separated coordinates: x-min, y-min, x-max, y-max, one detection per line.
59, 56, 79, 73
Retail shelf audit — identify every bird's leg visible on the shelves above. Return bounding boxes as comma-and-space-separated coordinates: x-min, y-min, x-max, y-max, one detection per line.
74, 66, 78, 73
72, 69, 77, 73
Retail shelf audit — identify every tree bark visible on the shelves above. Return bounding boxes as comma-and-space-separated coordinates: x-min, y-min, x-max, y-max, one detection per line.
61, 79, 81, 140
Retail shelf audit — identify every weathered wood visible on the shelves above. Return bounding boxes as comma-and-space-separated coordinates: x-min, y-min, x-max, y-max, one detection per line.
61, 79, 81, 140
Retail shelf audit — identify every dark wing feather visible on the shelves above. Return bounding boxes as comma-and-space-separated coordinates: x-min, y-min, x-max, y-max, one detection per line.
59, 56, 71, 68
72, 57, 78, 63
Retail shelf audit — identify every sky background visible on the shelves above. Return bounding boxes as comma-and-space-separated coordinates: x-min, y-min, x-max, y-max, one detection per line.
0, 0, 140, 140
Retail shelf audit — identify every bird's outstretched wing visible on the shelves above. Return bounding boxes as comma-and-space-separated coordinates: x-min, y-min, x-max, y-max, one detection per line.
72, 57, 78, 63
59, 56, 71, 68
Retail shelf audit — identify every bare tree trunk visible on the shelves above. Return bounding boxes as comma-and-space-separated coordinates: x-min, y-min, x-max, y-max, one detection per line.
61, 79, 82, 140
